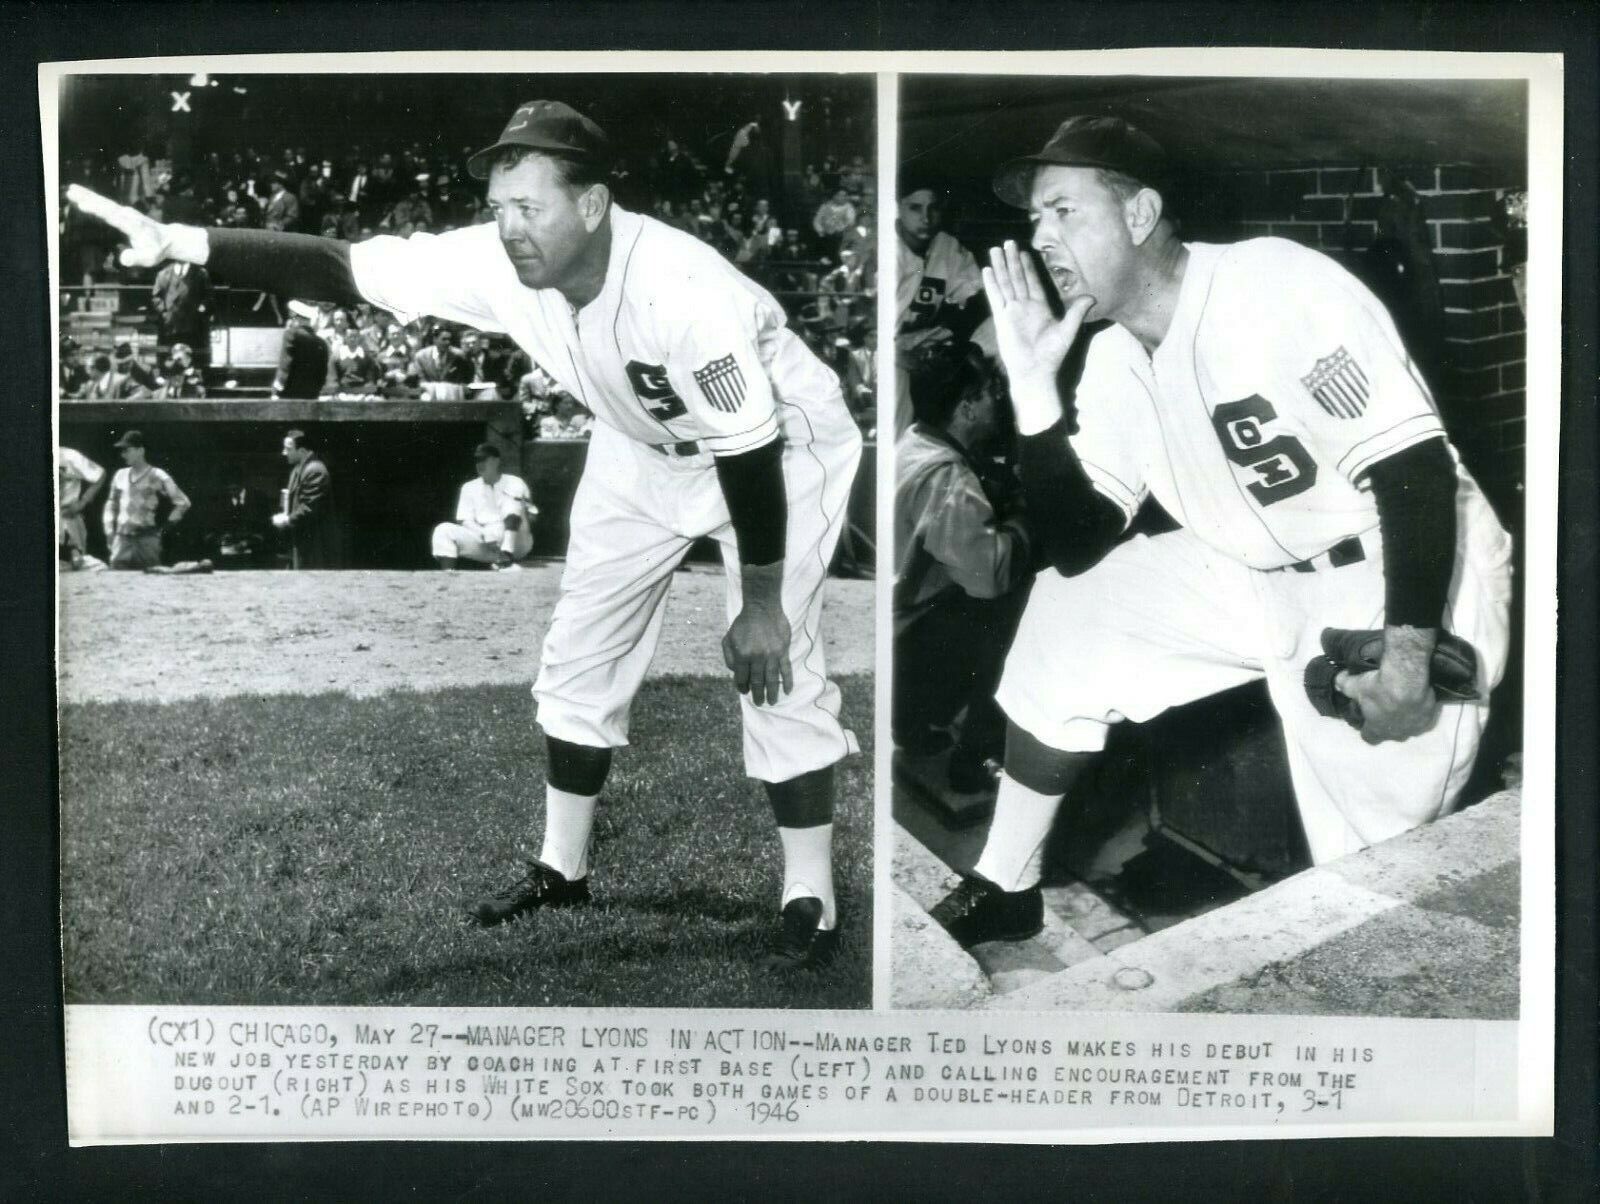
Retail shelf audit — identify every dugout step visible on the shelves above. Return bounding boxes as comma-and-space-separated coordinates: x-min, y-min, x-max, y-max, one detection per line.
981, 790, 1523, 1016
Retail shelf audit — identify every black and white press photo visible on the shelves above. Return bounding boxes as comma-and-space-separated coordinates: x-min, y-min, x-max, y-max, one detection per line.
53, 67, 878, 1010
891, 71, 1545, 1019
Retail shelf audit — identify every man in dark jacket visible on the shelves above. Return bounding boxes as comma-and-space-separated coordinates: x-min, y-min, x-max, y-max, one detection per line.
150, 258, 212, 370
271, 428, 340, 569
272, 311, 330, 399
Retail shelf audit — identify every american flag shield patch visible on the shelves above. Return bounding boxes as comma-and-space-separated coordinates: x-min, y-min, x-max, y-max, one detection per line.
694, 354, 747, 413
1301, 346, 1370, 418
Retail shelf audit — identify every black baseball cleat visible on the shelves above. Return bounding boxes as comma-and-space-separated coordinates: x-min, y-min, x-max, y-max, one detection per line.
761, 896, 840, 973
929, 874, 1044, 947
468, 860, 591, 927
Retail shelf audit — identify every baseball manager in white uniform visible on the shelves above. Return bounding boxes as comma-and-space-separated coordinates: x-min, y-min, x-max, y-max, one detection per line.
69, 101, 862, 971
928, 116, 1512, 948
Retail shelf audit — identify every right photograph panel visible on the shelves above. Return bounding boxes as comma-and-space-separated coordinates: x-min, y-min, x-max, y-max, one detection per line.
891, 73, 1530, 1016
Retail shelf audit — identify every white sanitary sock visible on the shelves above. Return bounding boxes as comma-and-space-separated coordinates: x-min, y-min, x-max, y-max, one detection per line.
971, 772, 1063, 892
539, 786, 598, 880
778, 823, 836, 930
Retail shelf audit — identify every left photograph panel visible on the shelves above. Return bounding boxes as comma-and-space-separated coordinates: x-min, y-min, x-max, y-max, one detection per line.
53, 68, 878, 1010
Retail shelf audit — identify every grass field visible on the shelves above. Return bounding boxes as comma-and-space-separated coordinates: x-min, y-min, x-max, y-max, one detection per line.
59, 674, 872, 1009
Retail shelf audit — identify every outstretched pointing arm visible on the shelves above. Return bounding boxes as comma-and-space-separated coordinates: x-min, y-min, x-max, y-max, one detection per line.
68, 184, 365, 308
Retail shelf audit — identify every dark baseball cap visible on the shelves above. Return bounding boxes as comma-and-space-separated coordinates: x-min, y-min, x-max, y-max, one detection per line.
993, 116, 1169, 209
467, 100, 610, 180
472, 442, 502, 461
113, 429, 144, 449
896, 168, 945, 202
113, 341, 135, 360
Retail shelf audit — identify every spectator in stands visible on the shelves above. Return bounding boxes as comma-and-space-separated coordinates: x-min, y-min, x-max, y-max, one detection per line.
322, 306, 351, 346
115, 149, 155, 206
431, 172, 479, 229
494, 342, 532, 401
458, 331, 503, 399
894, 349, 1032, 792
103, 429, 190, 570
150, 258, 212, 371
780, 226, 808, 264
327, 324, 381, 397
59, 336, 89, 396
271, 428, 340, 569
161, 174, 206, 225
113, 341, 161, 393
156, 343, 207, 399
840, 155, 872, 197
736, 197, 781, 267
411, 326, 471, 400
845, 326, 876, 425
431, 442, 538, 571
700, 201, 742, 257
652, 138, 701, 206
346, 160, 372, 219
218, 195, 256, 229
800, 164, 826, 217
378, 352, 422, 399
297, 159, 335, 235
263, 173, 300, 232
386, 177, 435, 237
812, 186, 858, 259
840, 202, 875, 267
376, 320, 412, 364
515, 362, 561, 419
273, 309, 331, 399
77, 352, 149, 400
321, 190, 362, 241
818, 251, 868, 347
354, 308, 388, 356
539, 394, 594, 440
365, 152, 401, 220
57, 445, 106, 569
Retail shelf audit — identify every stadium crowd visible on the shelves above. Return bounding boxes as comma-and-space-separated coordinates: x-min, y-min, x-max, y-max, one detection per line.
60, 124, 878, 435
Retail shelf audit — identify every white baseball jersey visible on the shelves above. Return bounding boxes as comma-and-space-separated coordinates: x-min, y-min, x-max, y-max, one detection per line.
999, 237, 1513, 861
896, 230, 983, 340
1071, 238, 1450, 569
57, 447, 104, 551
349, 204, 861, 781
455, 472, 535, 540
350, 207, 844, 456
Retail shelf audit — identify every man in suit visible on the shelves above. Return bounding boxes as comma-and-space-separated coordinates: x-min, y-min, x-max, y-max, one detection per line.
459, 330, 506, 399
77, 353, 149, 400
113, 341, 161, 393
150, 259, 212, 370
271, 429, 339, 569
410, 326, 472, 400
273, 310, 331, 399
263, 173, 300, 233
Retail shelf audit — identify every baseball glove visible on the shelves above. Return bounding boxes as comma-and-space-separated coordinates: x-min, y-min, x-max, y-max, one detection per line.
1303, 627, 1480, 727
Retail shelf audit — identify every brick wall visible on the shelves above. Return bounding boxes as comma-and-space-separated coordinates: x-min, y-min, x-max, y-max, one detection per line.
1183, 162, 1527, 518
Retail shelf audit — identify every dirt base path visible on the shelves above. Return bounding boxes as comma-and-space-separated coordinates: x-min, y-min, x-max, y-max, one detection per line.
58, 563, 875, 704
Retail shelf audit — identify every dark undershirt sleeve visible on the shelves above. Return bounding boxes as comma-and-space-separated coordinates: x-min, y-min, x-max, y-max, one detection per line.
205, 228, 365, 308
713, 439, 787, 567
1363, 436, 1458, 629
1016, 415, 1128, 577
